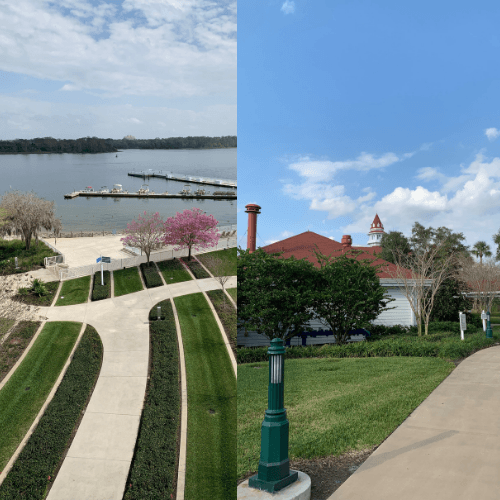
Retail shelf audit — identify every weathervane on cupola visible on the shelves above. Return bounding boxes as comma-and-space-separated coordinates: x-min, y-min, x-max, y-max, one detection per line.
367, 214, 385, 247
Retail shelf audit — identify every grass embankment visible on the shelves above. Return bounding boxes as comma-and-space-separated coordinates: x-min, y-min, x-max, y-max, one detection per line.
206, 289, 236, 355
175, 293, 236, 500
0, 321, 40, 384
0, 324, 102, 500
139, 262, 162, 288
156, 259, 192, 284
180, 259, 210, 279
0, 319, 15, 338
113, 267, 143, 297
238, 356, 455, 480
0, 321, 81, 473
197, 248, 237, 276
91, 270, 110, 301
0, 239, 58, 275
227, 288, 236, 302
124, 300, 180, 500
56, 276, 91, 306
15, 281, 59, 307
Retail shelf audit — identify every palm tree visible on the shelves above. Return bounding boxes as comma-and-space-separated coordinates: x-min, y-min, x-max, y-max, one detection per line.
472, 241, 492, 265
494, 230, 500, 262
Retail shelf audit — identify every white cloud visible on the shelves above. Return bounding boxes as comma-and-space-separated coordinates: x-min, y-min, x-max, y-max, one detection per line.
281, 1, 295, 14
485, 128, 500, 141
415, 166, 445, 182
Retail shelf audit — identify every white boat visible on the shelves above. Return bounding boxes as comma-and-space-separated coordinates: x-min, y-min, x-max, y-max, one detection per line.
137, 184, 149, 194
179, 184, 191, 195
111, 184, 123, 193
194, 188, 210, 195
100, 186, 110, 194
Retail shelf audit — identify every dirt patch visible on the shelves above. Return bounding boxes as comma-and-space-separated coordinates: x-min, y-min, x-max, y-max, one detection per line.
238, 447, 376, 499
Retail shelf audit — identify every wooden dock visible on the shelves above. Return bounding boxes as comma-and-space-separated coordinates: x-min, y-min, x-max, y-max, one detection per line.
64, 191, 236, 200
127, 171, 237, 188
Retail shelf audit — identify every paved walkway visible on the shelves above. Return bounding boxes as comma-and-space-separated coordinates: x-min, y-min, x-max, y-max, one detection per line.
32, 275, 236, 500
329, 345, 500, 500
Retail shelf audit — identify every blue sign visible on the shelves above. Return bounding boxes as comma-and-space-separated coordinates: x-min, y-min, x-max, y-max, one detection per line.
96, 257, 102, 263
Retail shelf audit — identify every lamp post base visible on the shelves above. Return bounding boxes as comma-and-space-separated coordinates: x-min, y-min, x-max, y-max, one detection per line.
240, 471, 310, 499
249, 470, 299, 493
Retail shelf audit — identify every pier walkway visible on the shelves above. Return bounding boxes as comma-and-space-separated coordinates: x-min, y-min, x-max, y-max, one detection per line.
128, 170, 237, 188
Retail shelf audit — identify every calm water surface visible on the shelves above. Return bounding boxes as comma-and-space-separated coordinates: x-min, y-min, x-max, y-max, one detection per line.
0, 149, 236, 231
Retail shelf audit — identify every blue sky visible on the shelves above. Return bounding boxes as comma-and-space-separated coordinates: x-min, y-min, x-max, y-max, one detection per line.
237, 0, 500, 258
0, 0, 236, 139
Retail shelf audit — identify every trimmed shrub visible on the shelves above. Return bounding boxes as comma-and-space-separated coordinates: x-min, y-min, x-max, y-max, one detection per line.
92, 270, 111, 301
180, 258, 210, 279
139, 262, 163, 288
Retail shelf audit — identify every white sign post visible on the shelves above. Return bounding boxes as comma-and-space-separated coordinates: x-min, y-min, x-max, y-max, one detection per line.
459, 312, 467, 340
481, 310, 488, 332
96, 256, 103, 285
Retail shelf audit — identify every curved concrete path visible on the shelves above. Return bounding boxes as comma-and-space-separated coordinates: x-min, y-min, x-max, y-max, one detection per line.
34, 275, 236, 500
330, 345, 500, 500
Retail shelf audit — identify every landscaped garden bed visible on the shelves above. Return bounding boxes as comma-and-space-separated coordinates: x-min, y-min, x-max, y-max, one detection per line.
91, 270, 111, 301
14, 279, 59, 307
124, 300, 180, 500
238, 356, 455, 483
206, 289, 236, 356
196, 247, 237, 276
0, 321, 81, 474
139, 262, 163, 288
56, 275, 91, 306
180, 258, 211, 279
0, 239, 59, 275
113, 266, 143, 297
0, 324, 102, 500
156, 258, 192, 284
0, 318, 16, 339
175, 292, 236, 500
0, 321, 41, 384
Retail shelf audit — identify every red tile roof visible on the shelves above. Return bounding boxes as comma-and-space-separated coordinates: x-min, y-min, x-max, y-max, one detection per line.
261, 231, 414, 279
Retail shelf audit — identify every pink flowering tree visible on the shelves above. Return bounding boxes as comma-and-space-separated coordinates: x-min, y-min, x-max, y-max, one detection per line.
162, 208, 220, 261
121, 211, 164, 264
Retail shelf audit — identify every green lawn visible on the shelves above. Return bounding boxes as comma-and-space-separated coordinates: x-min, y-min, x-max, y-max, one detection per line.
56, 276, 91, 306
113, 267, 143, 297
238, 356, 455, 480
227, 288, 236, 302
0, 239, 58, 275
156, 259, 192, 284
175, 293, 236, 500
197, 248, 237, 276
0, 321, 81, 472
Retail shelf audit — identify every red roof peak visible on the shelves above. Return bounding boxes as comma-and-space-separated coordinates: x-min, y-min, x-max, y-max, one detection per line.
370, 214, 384, 230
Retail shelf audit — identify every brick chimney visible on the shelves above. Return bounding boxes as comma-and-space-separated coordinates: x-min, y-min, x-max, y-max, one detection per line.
341, 235, 352, 249
245, 203, 261, 253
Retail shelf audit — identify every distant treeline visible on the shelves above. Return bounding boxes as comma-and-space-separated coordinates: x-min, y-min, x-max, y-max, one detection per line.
0, 136, 237, 154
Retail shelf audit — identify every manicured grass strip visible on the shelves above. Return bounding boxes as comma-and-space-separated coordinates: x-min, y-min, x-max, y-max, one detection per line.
175, 293, 236, 500
124, 300, 179, 500
0, 321, 81, 473
237, 329, 500, 364
113, 267, 143, 297
227, 288, 236, 302
238, 356, 454, 480
139, 262, 163, 288
14, 281, 59, 307
0, 324, 102, 500
156, 258, 193, 284
0, 319, 15, 338
206, 289, 236, 355
91, 270, 111, 301
0, 321, 41, 384
0, 239, 58, 276
180, 259, 211, 279
197, 248, 237, 276
56, 276, 91, 306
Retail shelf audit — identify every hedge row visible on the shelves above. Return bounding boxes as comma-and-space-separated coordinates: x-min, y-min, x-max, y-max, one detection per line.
124, 300, 180, 500
139, 262, 163, 288
237, 330, 499, 364
91, 270, 111, 301
0, 324, 103, 500
181, 258, 210, 279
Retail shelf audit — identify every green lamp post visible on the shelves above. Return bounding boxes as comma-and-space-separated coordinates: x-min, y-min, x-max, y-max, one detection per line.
249, 338, 298, 493
486, 310, 493, 338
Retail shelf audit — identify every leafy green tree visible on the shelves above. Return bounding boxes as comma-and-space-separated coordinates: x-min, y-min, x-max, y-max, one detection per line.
429, 277, 473, 322
237, 247, 318, 341
471, 241, 492, 265
494, 230, 500, 261
310, 248, 395, 345
380, 231, 412, 264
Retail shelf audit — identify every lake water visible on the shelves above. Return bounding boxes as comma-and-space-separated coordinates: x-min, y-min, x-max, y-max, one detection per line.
0, 148, 236, 232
